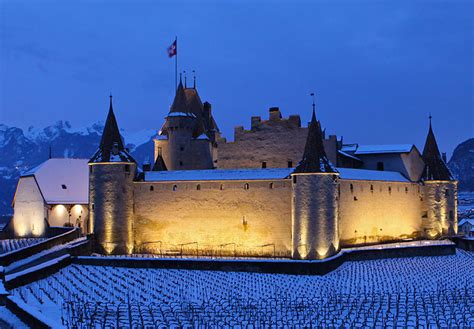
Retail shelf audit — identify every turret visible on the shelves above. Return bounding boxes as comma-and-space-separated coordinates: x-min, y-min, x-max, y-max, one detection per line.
420, 116, 457, 238
291, 95, 339, 260
89, 96, 136, 254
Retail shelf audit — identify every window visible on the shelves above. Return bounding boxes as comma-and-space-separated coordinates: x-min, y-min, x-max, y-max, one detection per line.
261, 161, 267, 169
61, 184, 67, 189
370, 185, 374, 193
350, 184, 354, 193
150, 186, 154, 191
288, 161, 293, 168
172, 185, 178, 191
179, 161, 183, 166
197, 184, 201, 191
220, 184, 224, 190
269, 182, 274, 189
293, 176, 297, 184
405, 187, 409, 194
125, 164, 130, 172
377, 162, 384, 171
244, 183, 249, 190
388, 186, 392, 194
92, 204, 95, 210
422, 211, 428, 218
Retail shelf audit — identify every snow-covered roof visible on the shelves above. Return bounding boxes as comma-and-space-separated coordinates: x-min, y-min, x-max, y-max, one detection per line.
21, 158, 89, 204
145, 168, 294, 182
196, 133, 209, 140
337, 168, 410, 182
348, 144, 414, 155
458, 219, 474, 227
338, 150, 361, 161
144, 167, 409, 183
167, 112, 196, 118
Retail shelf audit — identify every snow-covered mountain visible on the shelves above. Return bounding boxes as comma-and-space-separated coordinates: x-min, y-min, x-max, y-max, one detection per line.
0, 121, 156, 216
448, 138, 474, 191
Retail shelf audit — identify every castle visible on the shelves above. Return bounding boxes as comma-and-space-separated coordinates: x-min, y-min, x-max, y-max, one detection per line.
12, 79, 458, 260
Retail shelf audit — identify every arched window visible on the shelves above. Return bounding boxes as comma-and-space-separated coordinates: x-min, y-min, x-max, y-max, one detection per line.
220, 184, 224, 190
196, 184, 201, 191
269, 182, 274, 189
172, 185, 178, 191
150, 186, 154, 191
244, 183, 249, 190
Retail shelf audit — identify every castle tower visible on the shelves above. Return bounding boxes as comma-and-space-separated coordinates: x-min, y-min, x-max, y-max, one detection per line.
420, 117, 457, 238
291, 99, 339, 260
89, 96, 136, 254
155, 78, 218, 170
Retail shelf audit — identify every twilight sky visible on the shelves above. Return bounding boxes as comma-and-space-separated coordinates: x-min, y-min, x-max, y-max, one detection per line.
0, 0, 472, 156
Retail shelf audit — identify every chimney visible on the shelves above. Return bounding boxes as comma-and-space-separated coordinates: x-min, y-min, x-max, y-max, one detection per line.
251, 116, 261, 130
442, 152, 447, 163
288, 115, 301, 127
203, 102, 212, 120
142, 162, 151, 172
269, 107, 282, 121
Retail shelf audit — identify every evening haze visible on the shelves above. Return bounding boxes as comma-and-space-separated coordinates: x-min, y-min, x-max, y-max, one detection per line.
0, 0, 472, 156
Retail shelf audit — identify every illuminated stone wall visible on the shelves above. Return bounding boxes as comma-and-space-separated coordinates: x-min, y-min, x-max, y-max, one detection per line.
89, 163, 136, 254
421, 181, 458, 238
12, 176, 46, 237
291, 173, 339, 259
338, 180, 423, 246
133, 179, 292, 257
217, 110, 338, 169
155, 138, 215, 170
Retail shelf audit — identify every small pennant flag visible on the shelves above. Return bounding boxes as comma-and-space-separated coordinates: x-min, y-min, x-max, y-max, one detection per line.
167, 39, 177, 58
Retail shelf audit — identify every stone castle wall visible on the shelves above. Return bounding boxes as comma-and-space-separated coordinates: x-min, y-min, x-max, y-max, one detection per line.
338, 180, 423, 246
133, 179, 292, 257
217, 108, 338, 169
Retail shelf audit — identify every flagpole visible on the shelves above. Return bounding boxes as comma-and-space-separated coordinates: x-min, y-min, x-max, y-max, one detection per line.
175, 36, 178, 91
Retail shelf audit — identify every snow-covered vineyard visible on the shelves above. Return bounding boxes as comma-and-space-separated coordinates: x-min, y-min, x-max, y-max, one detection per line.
11, 249, 474, 328
0, 238, 45, 254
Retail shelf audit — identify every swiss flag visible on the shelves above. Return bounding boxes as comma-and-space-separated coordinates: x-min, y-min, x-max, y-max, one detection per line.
167, 40, 177, 58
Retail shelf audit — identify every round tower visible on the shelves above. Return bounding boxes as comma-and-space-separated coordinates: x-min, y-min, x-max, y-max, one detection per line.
420, 117, 458, 238
89, 96, 137, 255
291, 96, 340, 260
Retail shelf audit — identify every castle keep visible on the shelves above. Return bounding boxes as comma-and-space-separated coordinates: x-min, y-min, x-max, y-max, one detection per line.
12, 79, 458, 260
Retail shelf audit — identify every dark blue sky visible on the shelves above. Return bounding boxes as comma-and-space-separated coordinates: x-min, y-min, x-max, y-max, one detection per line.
0, 0, 472, 156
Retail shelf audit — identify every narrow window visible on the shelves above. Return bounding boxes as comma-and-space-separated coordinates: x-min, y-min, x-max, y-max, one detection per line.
61, 184, 67, 190
150, 186, 154, 191
388, 186, 392, 194
179, 161, 183, 166
269, 182, 274, 189
91, 204, 95, 210
220, 184, 224, 190
350, 184, 354, 193
125, 164, 130, 172
377, 162, 384, 171
293, 176, 297, 184
370, 185, 374, 193
288, 161, 293, 168
244, 183, 249, 190
173, 185, 178, 191
405, 187, 409, 194
196, 184, 201, 191
261, 161, 267, 169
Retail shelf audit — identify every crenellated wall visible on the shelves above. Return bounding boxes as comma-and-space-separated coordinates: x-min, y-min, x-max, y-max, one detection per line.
338, 180, 423, 246
133, 179, 292, 257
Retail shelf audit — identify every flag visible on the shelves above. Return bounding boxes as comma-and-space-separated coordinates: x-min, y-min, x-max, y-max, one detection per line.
167, 39, 177, 58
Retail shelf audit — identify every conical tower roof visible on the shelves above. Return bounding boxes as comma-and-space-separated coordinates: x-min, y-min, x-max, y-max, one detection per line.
294, 107, 337, 173
421, 118, 452, 180
89, 96, 135, 163
152, 153, 167, 171
169, 80, 190, 114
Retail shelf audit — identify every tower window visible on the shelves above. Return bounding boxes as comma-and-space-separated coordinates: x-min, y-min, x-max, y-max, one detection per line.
125, 165, 130, 172
388, 186, 392, 194
377, 162, 384, 171
288, 161, 293, 168
196, 184, 201, 191
150, 186, 154, 191
293, 176, 297, 184
261, 161, 267, 169
269, 182, 274, 189
405, 187, 409, 194
220, 184, 224, 190
370, 185, 374, 193
172, 185, 178, 191
179, 161, 183, 166
350, 184, 354, 193
244, 183, 249, 190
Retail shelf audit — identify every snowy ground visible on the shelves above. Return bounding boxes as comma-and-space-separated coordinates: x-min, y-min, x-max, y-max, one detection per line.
459, 192, 474, 220
10, 249, 474, 328
0, 238, 45, 254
